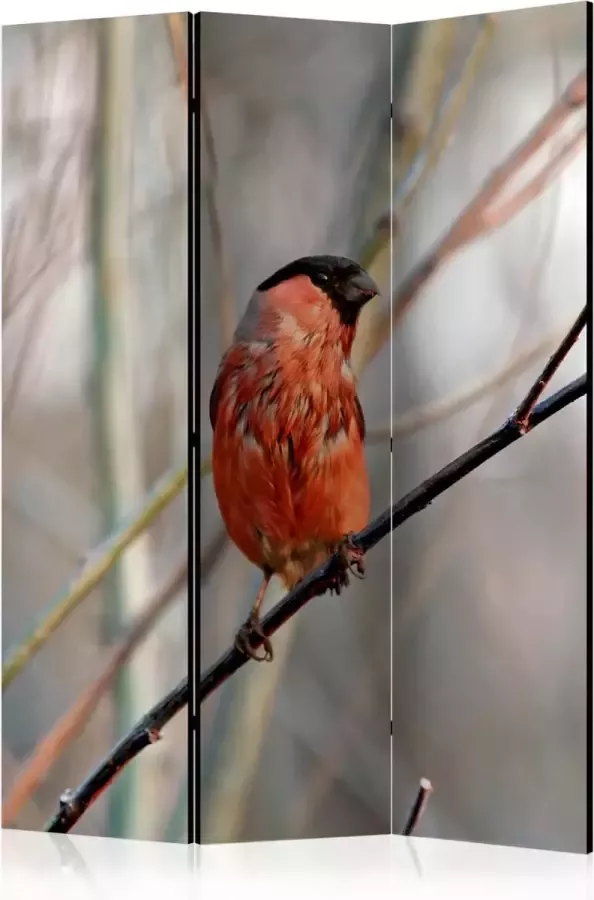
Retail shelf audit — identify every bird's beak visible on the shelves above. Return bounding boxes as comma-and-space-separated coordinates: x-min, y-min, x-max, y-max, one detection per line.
346, 270, 379, 304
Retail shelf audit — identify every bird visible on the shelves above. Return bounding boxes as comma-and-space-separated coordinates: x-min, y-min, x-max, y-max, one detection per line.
209, 254, 378, 662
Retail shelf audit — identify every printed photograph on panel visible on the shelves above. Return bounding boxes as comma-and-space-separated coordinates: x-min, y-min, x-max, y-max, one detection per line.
389, 2, 588, 853
199, 12, 394, 844
2, 13, 189, 842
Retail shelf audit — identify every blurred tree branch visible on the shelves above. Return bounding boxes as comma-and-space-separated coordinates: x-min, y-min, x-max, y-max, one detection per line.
166, 13, 188, 99
2, 557, 187, 827
1, 464, 187, 691
361, 68, 587, 366
395, 14, 496, 212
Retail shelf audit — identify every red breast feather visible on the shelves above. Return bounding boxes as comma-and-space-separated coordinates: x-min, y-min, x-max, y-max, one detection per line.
210, 273, 370, 589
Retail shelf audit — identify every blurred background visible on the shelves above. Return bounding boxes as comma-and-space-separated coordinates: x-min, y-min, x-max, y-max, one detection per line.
199, 2, 587, 853
2, 14, 188, 841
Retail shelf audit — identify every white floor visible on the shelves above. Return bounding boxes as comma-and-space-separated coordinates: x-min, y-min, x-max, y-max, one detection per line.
1, 829, 590, 900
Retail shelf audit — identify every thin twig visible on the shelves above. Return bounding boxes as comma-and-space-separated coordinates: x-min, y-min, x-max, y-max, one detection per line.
44, 371, 586, 833
365, 328, 566, 445
403, 778, 433, 836
511, 305, 586, 432
200, 373, 586, 703
2, 557, 188, 827
1, 464, 187, 691
166, 13, 187, 99
44, 677, 188, 833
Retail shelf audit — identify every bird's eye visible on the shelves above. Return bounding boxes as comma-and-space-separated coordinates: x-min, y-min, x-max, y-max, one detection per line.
318, 273, 329, 283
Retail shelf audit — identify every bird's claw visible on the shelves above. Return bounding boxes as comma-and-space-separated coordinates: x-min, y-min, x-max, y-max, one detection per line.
234, 614, 274, 663
328, 566, 350, 596
337, 532, 366, 579
326, 533, 366, 595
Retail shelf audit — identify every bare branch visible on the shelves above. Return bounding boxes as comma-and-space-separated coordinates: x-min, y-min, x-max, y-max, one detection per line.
44, 678, 188, 833
403, 778, 433, 836
511, 305, 586, 433
485, 124, 586, 230
200, 372, 586, 704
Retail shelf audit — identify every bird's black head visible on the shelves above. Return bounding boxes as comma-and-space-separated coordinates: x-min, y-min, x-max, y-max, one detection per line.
257, 255, 379, 325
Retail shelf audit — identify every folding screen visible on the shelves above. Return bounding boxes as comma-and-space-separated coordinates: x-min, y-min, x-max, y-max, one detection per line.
1, 2, 590, 859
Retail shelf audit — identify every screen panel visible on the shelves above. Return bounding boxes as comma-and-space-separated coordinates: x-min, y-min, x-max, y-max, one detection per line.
390, 1, 589, 854
2, 12, 190, 843
198, 11, 393, 845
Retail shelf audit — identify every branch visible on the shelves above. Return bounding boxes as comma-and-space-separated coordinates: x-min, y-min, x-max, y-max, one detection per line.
403, 778, 433, 836
44, 677, 188, 833
200, 372, 586, 704
1, 464, 187, 691
511, 305, 586, 432
484, 123, 586, 230
43, 369, 585, 833
2, 557, 187, 827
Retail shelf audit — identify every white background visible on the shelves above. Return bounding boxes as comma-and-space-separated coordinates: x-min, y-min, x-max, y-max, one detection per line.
1, 0, 591, 897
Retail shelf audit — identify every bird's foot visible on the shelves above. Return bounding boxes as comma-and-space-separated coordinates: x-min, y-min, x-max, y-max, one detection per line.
337, 532, 366, 579
234, 613, 274, 663
328, 567, 350, 596
327, 533, 366, 595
